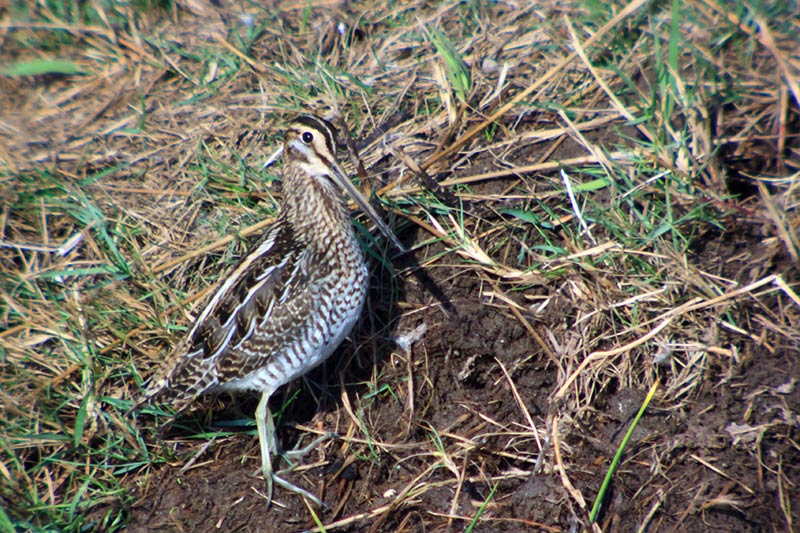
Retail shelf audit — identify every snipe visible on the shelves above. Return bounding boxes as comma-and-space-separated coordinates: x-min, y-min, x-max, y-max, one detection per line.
137, 114, 403, 506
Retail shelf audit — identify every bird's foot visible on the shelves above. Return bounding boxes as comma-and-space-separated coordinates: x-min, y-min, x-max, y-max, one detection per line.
253, 464, 328, 509
273, 472, 328, 509
281, 432, 339, 461
253, 433, 338, 509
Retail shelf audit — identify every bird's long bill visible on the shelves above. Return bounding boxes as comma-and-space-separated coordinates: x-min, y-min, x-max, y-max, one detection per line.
329, 161, 406, 253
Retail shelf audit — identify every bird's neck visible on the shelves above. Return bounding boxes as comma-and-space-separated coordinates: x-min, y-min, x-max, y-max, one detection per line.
281, 172, 356, 254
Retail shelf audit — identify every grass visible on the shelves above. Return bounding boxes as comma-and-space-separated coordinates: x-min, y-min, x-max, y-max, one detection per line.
1, 0, 799, 531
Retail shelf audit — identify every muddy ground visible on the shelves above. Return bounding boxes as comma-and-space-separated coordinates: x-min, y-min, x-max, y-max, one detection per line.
124, 192, 799, 532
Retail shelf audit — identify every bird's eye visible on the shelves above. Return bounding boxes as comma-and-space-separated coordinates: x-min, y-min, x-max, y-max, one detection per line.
302, 132, 314, 143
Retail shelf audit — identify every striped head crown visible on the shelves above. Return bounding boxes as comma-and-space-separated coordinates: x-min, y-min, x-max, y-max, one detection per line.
284, 115, 340, 177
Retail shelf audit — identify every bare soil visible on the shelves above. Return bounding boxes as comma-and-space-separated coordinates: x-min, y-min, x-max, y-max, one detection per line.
125, 192, 799, 533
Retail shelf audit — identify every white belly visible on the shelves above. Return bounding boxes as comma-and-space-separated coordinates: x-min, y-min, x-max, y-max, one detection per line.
218, 260, 368, 396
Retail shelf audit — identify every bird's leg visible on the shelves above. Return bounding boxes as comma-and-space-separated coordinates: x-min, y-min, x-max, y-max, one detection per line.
255, 391, 327, 508
255, 390, 277, 505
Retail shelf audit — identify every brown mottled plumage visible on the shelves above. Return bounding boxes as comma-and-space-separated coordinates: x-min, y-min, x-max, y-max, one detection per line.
137, 115, 403, 507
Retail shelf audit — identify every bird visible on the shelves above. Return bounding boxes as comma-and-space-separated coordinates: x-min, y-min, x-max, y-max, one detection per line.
136, 114, 404, 507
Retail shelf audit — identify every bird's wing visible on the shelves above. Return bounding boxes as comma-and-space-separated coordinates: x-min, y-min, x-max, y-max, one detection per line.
138, 219, 305, 410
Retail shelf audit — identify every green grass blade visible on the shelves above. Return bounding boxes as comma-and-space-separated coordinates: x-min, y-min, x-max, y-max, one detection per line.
1, 60, 85, 77
589, 381, 659, 523
73, 396, 89, 448
0, 505, 16, 533
465, 482, 498, 533
423, 25, 471, 102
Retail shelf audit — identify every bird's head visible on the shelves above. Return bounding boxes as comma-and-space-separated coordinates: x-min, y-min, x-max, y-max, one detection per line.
283, 114, 405, 252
